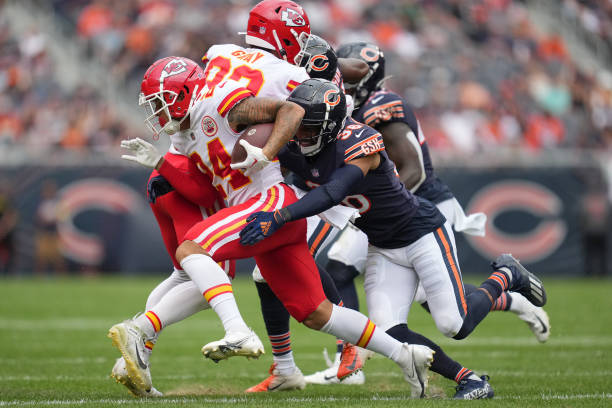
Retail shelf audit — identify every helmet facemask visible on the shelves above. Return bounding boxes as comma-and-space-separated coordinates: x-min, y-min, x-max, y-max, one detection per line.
298, 105, 346, 156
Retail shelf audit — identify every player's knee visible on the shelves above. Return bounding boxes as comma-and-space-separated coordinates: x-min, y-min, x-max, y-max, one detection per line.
302, 299, 333, 330
434, 316, 463, 338
175, 240, 210, 264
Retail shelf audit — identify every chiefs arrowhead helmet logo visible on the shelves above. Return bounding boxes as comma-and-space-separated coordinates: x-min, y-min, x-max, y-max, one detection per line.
160, 58, 188, 81
280, 7, 306, 27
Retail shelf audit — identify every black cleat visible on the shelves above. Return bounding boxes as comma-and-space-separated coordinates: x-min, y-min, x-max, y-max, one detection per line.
492, 254, 547, 307
454, 375, 494, 399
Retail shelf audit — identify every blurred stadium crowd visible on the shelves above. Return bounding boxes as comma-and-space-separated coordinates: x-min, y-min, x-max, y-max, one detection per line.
1, 0, 612, 154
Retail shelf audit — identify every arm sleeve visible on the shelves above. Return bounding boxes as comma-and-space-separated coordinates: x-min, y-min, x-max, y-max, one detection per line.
157, 154, 219, 208
283, 164, 364, 222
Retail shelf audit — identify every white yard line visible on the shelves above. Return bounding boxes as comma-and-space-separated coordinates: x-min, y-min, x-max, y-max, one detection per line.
1, 394, 611, 406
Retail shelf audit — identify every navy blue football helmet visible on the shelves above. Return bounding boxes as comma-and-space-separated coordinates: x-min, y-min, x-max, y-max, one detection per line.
288, 78, 346, 156
295, 33, 338, 82
336, 42, 385, 109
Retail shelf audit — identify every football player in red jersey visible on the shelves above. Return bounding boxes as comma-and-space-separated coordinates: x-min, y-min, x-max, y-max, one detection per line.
109, 151, 234, 397
115, 55, 435, 398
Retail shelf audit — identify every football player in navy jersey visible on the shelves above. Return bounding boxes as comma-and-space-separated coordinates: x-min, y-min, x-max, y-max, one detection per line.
237, 78, 548, 399
334, 41, 550, 342
291, 35, 501, 395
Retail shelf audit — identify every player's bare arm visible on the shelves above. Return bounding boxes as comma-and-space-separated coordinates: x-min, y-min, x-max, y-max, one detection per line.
228, 97, 305, 159
378, 121, 425, 191
338, 58, 369, 83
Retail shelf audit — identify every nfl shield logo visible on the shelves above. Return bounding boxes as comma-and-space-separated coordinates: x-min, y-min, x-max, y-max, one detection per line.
259, 26, 266, 34
311, 168, 319, 177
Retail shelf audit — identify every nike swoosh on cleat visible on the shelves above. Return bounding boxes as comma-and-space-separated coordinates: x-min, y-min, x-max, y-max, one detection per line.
267, 379, 287, 391
324, 374, 337, 381
346, 356, 358, 372
414, 360, 425, 398
535, 316, 548, 333
134, 341, 148, 370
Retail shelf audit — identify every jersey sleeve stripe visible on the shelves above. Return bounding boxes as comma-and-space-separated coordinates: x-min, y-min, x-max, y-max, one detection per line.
344, 134, 383, 156
345, 146, 384, 162
363, 105, 404, 120
217, 88, 253, 117
286, 80, 301, 91
362, 100, 402, 117
344, 134, 384, 162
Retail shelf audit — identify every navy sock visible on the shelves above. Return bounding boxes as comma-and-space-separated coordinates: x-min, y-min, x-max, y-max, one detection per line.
317, 263, 342, 305
255, 281, 290, 336
327, 259, 360, 311
386, 324, 467, 382
454, 270, 512, 339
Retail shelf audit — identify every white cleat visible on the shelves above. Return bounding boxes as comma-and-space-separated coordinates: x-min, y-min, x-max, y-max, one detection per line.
107, 321, 153, 395
245, 364, 306, 392
396, 343, 434, 398
510, 292, 551, 342
304, 362, 341, 385
304, 349, 366, 385
201, 329, 264, 362
111, 357, 163, 397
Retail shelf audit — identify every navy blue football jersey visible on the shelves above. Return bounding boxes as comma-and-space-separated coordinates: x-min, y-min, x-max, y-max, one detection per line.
353, 89, 453, 204
279, 118, 445, 248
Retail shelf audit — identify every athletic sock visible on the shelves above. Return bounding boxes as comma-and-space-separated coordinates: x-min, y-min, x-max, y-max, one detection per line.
254, 281, 296, 376
141, 281, 208, 336
478, 267, 512, 304
335, 338, 344, 355
490, 291, 512, 311
269, 332, 295, 376
320, 304, 403, 362
181, 253, 249, 334
327, 260, 360, 310
455, 270, 513, 340
134, 311, 162, 340
455, 367, 478, 383
317, 263, 342, 305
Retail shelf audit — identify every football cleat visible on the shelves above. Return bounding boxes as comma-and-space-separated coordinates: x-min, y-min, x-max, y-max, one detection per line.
337, 343, 364, 380
107, 321, 153, 394
111, 357, 163, 397
395, 343, 434, 398
454, 375, 494, 399
509, 292, 551, 342
245, 364, 306, 392
305, 348, 367, 385
201, 329, 264, 362
493, 254, 547, 307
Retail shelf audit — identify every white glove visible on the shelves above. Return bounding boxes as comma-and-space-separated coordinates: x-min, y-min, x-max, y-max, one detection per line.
230, 139, 273, 174
120, 138, 163, 169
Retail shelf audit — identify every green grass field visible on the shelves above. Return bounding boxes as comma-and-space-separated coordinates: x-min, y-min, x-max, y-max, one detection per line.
1, 275, 611, 407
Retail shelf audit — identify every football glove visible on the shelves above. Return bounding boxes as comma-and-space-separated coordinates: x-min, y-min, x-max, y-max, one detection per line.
120, 138, 162, 169
240, 209, 289, 245
230, 140, 273, 174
